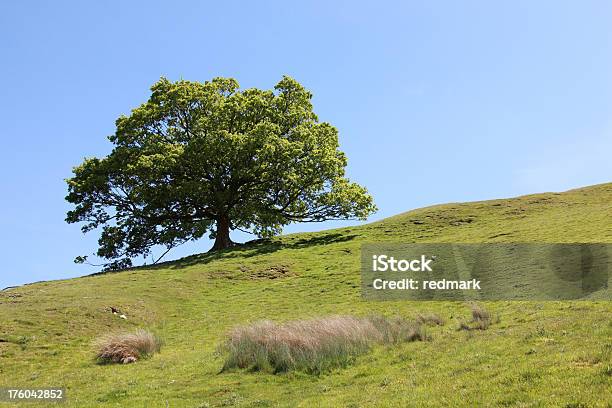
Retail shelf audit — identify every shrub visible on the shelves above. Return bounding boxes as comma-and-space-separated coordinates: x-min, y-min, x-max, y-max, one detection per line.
94, 329, 161, 364
221, 315, 426, 374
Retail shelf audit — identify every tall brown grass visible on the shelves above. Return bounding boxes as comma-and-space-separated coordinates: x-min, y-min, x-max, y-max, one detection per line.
221, 315, 427, 374
458, 303, 498, 331
94, 329, 162, 364
470, 303, 491, 323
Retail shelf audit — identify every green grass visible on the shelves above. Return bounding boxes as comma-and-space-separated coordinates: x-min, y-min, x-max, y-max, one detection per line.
1, 183, 611, 407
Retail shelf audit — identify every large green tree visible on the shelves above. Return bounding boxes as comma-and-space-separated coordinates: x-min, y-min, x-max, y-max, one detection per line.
66, 76, 376, 270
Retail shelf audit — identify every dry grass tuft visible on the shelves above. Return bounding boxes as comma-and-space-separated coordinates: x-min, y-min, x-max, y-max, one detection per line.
416, 312, 445, 326
221, 315, 427, 374
458, 321, 471, 331
367, 315, 429, 343
458, 303, 498, 331
470, 303, 491, 323
94, 329, 161, 364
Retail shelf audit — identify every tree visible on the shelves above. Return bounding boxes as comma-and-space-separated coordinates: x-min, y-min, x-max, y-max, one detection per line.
66, 76, 376, 270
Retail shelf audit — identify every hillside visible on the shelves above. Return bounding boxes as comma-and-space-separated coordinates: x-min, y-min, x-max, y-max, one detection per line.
1, 183, 611, 407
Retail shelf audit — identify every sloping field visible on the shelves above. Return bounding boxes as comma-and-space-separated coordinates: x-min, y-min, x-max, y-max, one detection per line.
1, 183, 611, 407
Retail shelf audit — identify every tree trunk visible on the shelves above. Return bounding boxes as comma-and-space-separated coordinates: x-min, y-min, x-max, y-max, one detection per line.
210, 214, 233, 251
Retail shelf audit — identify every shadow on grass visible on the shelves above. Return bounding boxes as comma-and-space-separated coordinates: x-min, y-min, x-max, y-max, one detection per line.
166, 232, 360, 269
88, 232, 359, 276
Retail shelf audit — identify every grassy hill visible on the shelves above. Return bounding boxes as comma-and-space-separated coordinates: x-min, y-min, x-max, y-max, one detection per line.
1, 183, 611, 407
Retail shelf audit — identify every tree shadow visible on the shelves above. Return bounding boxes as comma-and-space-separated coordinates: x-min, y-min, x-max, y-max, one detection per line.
85, 232, 360, 276
164, 232, 360, 269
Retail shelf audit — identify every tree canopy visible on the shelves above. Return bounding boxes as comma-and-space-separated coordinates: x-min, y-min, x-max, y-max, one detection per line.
66, 76, 376, 270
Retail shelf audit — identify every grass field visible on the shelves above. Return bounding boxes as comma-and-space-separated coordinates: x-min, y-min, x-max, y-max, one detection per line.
1, 183, 611, 407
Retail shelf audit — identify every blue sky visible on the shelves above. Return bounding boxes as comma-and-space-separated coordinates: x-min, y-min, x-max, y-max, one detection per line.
1, 0, 611, 289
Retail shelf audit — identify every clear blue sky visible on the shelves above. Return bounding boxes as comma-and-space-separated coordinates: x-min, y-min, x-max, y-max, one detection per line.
1, 0, 611, 289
